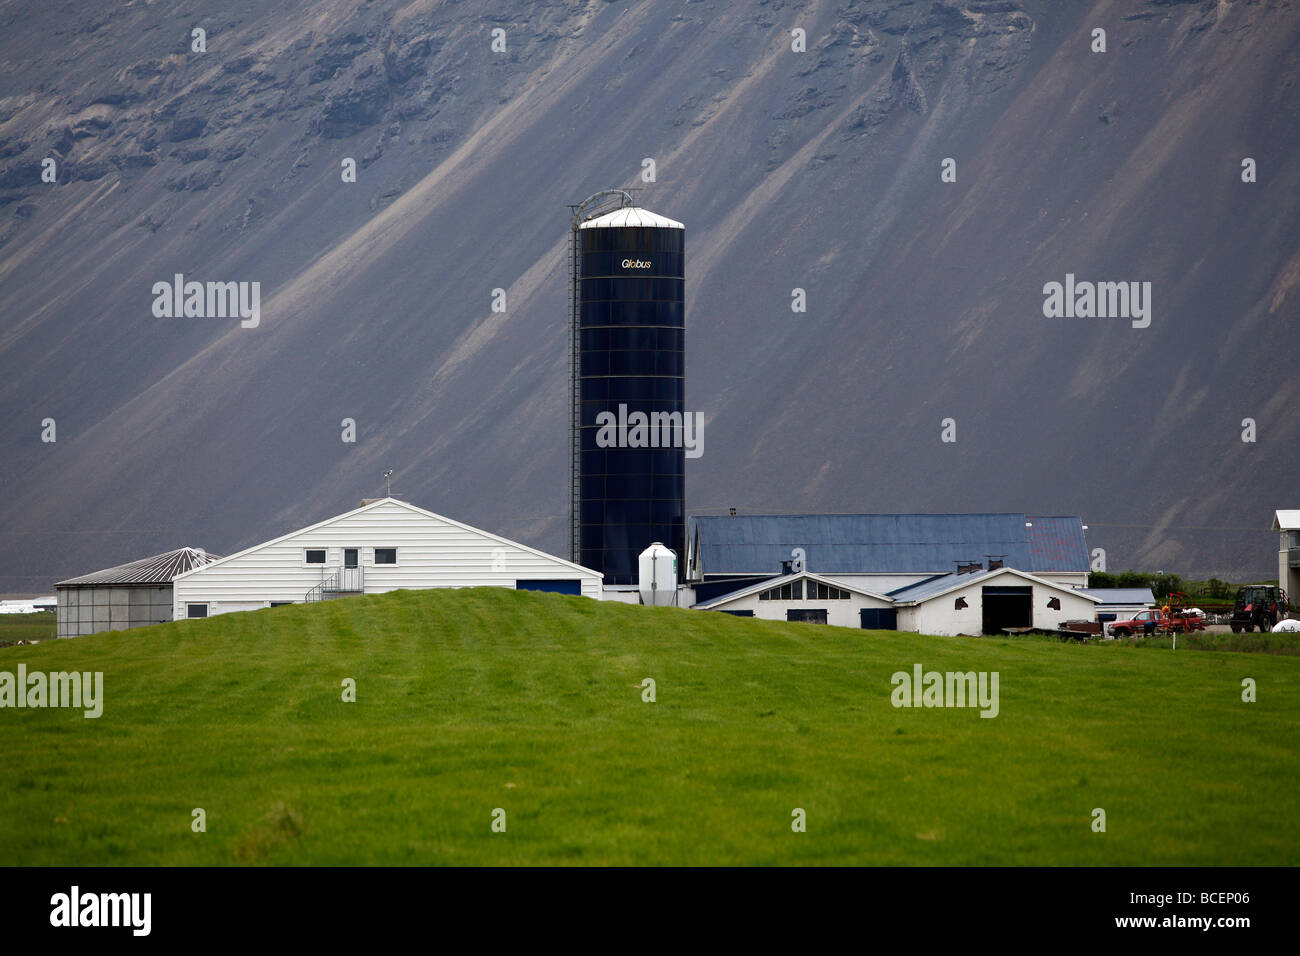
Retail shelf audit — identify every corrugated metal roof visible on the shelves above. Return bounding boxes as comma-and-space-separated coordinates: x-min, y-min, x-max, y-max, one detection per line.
689, 514, 1089, 575
1024, 515, 1090, 573
578, 206, 684, 230
55, 548, 220, 587
1078, 588, 1155, 605
1273, 510, 1300, 531
888, 572, 974, 603
888, 567, 1102, 605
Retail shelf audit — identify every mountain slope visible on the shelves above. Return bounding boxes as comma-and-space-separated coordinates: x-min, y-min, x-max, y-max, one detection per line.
0, 0, 1297, 589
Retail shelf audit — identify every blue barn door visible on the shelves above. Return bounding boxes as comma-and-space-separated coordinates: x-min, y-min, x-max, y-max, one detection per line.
860, 608, 897, 630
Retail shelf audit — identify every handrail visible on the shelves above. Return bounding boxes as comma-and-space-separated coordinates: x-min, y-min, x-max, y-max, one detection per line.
304, 566, 364, 602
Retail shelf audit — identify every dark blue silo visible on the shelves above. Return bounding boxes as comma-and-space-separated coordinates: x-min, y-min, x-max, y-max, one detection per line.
576, 206, 685, 585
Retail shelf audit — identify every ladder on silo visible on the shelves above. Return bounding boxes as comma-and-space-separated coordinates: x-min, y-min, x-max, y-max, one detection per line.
568, 189, 634, 566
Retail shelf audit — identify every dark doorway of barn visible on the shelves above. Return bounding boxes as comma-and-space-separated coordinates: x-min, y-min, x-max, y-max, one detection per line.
860, 608, 897, 630
982, 586, 1032, 634
787, 608, 828, 624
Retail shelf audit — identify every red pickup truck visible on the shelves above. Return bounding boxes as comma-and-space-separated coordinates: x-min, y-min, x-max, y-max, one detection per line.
1109, 608, 1205, 637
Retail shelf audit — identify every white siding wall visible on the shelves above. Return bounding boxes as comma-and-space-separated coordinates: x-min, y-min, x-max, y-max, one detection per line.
599, 586, 698, 606
819, 573, 933, 594
706, 589, 893, 628
1094, 604, 1149, 619
1033, 587, 1100, 628
600, 588, 642, 605
1037, 571, 1089, 589
896, 577, 1097, 637
1281, 547, 1300, 605
896, 593, 982, 637
173, 500, 601, 617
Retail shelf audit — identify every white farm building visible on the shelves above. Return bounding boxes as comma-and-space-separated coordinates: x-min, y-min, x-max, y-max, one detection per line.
692, 570, 896, 627
171, 498, 601, 619
889, 567, 1100, 637
52, 499, 1112, 640
693, 564, 1100, 636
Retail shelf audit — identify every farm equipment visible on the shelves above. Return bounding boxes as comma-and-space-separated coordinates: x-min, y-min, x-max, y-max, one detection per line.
1108, 594, 1206, 638
1158, 592, 1206, 633
1229, 585, 1290, 633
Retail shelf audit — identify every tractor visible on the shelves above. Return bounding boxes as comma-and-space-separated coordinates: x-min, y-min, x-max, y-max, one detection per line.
1229, 585, 1289, 633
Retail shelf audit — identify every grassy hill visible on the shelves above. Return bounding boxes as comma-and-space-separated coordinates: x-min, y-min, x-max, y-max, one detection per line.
1, 589, 1296, 866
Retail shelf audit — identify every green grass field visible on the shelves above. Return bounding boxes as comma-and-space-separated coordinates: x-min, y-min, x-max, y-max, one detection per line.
1, 590, 1296, 865
0, 610, 56, 645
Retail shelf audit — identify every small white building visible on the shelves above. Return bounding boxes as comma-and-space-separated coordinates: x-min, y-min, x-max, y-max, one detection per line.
0, 596, 55, 614
171, 498, 601, 619
1273, 510, 1300, 602
890, 567, 1100, 637
691, 570, 895, 628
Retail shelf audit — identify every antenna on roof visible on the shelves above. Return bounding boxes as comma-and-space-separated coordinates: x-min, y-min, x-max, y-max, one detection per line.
383, 469, 393, 498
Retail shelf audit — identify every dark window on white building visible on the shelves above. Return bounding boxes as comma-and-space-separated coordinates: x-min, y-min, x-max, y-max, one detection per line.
759, 580, 803, 601
807, 581, 849, 600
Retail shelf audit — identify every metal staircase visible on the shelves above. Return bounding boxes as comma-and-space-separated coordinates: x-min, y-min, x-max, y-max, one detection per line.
305, 567, 364, 603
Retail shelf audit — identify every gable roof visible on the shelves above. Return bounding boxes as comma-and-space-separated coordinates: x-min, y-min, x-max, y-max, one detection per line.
692, 570, 893, 609
688, 513, 1089, 576
171, 498, 601, 581
1273, 510, 1300, 531
56, 547, 220, 587
1078, 587, 1155, 605
888, 567, 1102, 606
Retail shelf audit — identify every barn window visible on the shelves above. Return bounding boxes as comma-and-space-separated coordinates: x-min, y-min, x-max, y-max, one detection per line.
186, 604, 209, 619
305, 549, 327, 564
374, 548, 397, 565
759, 580, 803, 601
787, 608, 828, 624
1047, 596, 1062, 610
807, 581, 849, 600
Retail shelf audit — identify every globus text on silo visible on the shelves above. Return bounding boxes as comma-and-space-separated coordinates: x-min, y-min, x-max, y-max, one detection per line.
594, 404, 703, 459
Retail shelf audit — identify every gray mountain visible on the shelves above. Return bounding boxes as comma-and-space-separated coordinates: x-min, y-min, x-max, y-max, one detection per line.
1, 0, 1297, 592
